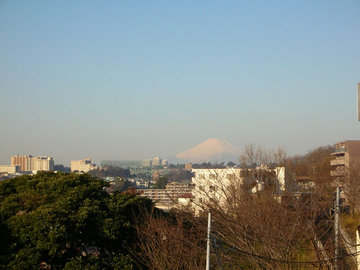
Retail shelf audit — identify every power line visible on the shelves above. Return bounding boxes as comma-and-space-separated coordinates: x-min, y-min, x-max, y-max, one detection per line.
212, 235, 360, 265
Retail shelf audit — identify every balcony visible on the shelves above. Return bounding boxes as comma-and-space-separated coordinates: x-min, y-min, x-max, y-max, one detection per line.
331, 152, 346, 157
330, 168, 345, 177
330, 158, 346, 166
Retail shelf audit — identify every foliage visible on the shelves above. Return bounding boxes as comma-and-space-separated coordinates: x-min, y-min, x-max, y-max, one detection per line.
64, 254, 133, 270
286, 146, 334, 180
53, 164, 71, 173
343, 163, 360, 217
105, 179, 136, 194
152, 176, 168, 189
0, 172, 152, 269
207, 192, 330, 269
163, 169, 193, 183
88, 166, 131, 178
341, 213, 360, 242
137, 210, 207, 270
285, 145, 335, 197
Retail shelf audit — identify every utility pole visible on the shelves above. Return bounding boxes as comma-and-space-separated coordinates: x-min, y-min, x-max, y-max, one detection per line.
334, 186, 340, 270
206, 211, 211, 270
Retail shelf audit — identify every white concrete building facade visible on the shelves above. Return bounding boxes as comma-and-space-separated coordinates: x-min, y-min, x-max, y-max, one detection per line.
191, 167, 286, 212
11, 155, 54, 172
191, 168, 244, 210
71, 158, 96, 173
0, 165, 20, 174
33, 156, 54, 171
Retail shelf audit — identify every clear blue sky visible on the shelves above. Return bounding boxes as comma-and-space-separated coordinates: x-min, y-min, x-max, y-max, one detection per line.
1, 1, 359, 165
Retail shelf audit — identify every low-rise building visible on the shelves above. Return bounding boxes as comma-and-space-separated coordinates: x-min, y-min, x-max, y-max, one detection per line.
100, 160, 142, 168
100, 157, 167, 168
0, 165, 20, 174
128, 178, 151, 188
71, 158, 96, 173
138, 182, 194, 205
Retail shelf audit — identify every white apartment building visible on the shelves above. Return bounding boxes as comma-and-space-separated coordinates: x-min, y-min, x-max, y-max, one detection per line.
161, 159, 168, 166
33, 156, 54, 171
192, 168, 244, 209
71, 158, 96, 173
152, 156, 162, 166
11, 155, 54, 172
142, 159, 152, 167
191, 167, 286, 211
139, 182, 194, 205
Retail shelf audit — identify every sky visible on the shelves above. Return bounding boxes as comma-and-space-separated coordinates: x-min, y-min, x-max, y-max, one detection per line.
0, 1, 359, 166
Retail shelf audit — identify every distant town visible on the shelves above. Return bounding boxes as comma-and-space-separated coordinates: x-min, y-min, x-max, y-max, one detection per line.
1, 139, 360, 212
2, 91, 360, 268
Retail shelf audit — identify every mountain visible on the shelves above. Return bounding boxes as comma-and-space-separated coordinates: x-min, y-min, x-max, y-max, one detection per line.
175, 138, 240, 163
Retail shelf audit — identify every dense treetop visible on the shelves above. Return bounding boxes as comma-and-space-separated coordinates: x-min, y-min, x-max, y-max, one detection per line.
87, 166, 131, 178
0, 172, 153, 269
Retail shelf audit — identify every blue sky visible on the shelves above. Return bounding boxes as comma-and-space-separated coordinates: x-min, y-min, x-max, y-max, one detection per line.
0, 1, 359, 165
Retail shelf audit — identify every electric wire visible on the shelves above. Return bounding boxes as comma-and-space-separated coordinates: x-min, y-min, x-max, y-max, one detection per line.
211, 235, 360, 265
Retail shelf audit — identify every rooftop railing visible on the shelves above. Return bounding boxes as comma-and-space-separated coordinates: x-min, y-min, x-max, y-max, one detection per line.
334, 147, 347, 153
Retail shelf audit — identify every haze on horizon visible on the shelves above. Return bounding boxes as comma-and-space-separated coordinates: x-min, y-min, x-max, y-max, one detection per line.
1, 1, 359, 166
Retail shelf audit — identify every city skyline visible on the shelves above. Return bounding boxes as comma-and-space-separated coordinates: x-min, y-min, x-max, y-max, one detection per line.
1, 1, 360, 166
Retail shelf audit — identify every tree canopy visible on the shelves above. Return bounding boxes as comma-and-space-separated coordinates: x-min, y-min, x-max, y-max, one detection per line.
88, 166, 131, 178
0, 172, 153, 269
152, 176, 168, 189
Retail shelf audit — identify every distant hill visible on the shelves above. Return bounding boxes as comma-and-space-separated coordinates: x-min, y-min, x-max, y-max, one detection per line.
175, 138, 240, 163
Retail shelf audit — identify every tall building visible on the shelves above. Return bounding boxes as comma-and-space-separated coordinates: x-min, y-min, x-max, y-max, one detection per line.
33, 156, 54, 171
161, 159, 168, 166
330, 140, 360, 181
11, 155, 33, 171
11, 155, 54, 172
142, 159, 152, 167
71, 158, 96, 173
152, 156, 162, 166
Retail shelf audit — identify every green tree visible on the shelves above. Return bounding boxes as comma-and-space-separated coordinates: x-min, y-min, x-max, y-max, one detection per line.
0, 172, 152, 269
153, 176, 168, 189
88, 166, 131, 178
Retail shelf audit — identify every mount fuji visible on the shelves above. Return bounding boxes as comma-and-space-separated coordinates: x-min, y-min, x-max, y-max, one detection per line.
175, 138, 240, 163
